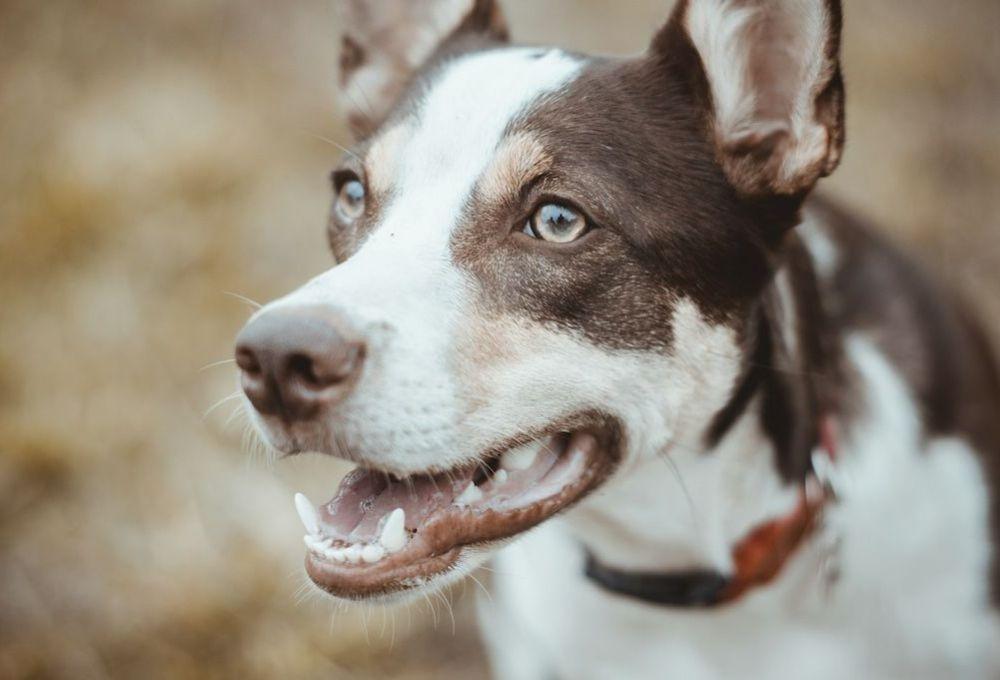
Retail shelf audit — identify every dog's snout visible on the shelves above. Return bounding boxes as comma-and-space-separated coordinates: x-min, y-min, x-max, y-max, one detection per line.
234, 306, 364, 422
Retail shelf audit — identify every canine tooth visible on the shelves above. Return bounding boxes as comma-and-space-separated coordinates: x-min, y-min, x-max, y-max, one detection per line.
294, 492, 320, 536
361, 544, 386, 563
344, 544, 363, 564
501, 444, 537, 471
493, 469, 508, 485
379, 508, 407, 553
455, 482, 483, 505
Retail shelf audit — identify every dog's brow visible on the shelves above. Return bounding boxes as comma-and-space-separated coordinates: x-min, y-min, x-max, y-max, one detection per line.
474, 132, 552, 207
365, 123, 413, 196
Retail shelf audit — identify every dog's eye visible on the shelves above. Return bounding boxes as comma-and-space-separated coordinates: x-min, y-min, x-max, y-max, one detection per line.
524, 203, 588, 243
334, 174, 366, 222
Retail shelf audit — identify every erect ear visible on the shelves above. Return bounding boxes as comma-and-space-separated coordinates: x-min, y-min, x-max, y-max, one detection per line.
337, 0, 509, 138
653, 0, 845, 198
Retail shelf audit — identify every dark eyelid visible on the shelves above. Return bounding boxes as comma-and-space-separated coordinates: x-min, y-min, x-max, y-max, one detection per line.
531, 195, 595, 228
517, 171, 551, 204
330, 167, 364, 191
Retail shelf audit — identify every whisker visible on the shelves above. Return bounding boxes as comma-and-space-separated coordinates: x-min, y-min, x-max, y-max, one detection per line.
223, 290, 263, 310
468, 572, 492, 603
306, 131, 363, 163
433, 588, 457, 636
655, 449, 701, 534
389, 604, 397, 650
422, 590, 438, 630
347, 78, 379, 127
199, 358, 236, 372
223, 404, 246, 430
379, 603, 389, 639
360, 602, 371, 647
203, 391, 242, 419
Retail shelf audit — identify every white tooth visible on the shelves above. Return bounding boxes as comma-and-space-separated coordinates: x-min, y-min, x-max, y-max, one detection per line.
303, 534, 328, 552
379, 508, 407, 553
323, 546, 346, 562
344, 544, 363, 564
294, 492, 320, 536
455, 482, 483, 505
493, 469, 508, 485
501, 444, 537, 471
361, 544, 386, 563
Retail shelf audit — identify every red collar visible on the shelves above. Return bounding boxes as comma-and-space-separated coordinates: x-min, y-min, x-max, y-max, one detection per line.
585, 417, 839, 608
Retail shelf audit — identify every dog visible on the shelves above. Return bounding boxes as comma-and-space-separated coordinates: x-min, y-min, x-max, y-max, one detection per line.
233, 1, 1000, 677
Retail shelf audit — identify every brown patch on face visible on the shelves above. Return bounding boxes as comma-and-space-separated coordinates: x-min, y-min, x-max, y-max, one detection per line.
449, 55, 777, 352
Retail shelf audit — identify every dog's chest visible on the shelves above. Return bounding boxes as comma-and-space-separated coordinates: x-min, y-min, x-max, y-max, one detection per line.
479, 337, 1000, 680
484, 522, 863, 680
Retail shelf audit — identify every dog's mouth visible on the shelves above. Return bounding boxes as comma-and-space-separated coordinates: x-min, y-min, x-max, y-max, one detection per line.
296, 427, 618, 599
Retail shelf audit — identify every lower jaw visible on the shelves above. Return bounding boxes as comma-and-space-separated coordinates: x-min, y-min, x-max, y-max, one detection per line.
298, 424, 620, 600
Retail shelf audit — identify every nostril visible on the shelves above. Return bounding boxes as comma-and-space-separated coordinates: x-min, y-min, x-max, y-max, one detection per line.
287, 353, 323, 387
235, 346, 262, 374
285, 341, 365, 390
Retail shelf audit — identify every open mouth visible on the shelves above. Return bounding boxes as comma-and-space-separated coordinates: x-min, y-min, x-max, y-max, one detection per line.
294, 427, 618, 599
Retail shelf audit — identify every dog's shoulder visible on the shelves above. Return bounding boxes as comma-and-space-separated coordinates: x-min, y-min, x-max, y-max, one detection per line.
802, 195, 1000, 599
802, 195, 1000, 450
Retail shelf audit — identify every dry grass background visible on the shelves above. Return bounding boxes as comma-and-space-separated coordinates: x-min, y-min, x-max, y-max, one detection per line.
0, 1, 997, 678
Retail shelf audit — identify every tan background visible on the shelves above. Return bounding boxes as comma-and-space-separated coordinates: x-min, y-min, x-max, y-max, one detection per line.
1, 1, 998, 678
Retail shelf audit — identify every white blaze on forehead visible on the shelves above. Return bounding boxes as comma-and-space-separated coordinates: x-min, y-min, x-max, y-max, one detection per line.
371, 48, 582, 258
274, 48, 582, 310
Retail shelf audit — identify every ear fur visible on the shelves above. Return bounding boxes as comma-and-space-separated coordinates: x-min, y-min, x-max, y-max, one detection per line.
337, 0, 509, 138
654, 0, 845, 198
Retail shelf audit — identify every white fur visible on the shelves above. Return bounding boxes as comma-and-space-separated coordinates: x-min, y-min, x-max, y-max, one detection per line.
249, 48, 583, 469
485, 334, 1000, 679
799, 209, 840, 279
685, 0, 761, 139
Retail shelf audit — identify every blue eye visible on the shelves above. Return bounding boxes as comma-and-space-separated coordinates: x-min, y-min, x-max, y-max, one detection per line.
524, 203, 588, 243
335, 177, 366, 221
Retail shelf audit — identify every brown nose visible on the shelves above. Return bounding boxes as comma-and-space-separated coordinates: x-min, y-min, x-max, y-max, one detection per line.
234, 305, 364, 422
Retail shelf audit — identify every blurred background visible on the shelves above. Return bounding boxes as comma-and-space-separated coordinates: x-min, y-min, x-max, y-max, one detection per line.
0, 0, 997, 677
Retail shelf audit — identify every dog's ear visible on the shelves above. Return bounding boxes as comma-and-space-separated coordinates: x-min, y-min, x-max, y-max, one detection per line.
337, 0, 509, 138
652, 0, 844, 198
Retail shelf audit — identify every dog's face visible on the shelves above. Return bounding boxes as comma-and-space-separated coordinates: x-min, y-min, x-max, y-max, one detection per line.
235, 0, 844, 600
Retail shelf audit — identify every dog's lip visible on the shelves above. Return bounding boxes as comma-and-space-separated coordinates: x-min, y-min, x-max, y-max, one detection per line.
301, 425, 619, 599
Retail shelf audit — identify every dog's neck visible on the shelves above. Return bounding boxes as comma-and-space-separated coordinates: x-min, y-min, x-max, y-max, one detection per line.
567, 237, 836, 575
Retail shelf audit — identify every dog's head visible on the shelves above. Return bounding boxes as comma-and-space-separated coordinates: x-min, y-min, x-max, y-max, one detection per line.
235, 0, 844, 600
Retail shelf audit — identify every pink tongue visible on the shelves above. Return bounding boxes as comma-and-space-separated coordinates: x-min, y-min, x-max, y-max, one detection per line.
319, 465, 477, 542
